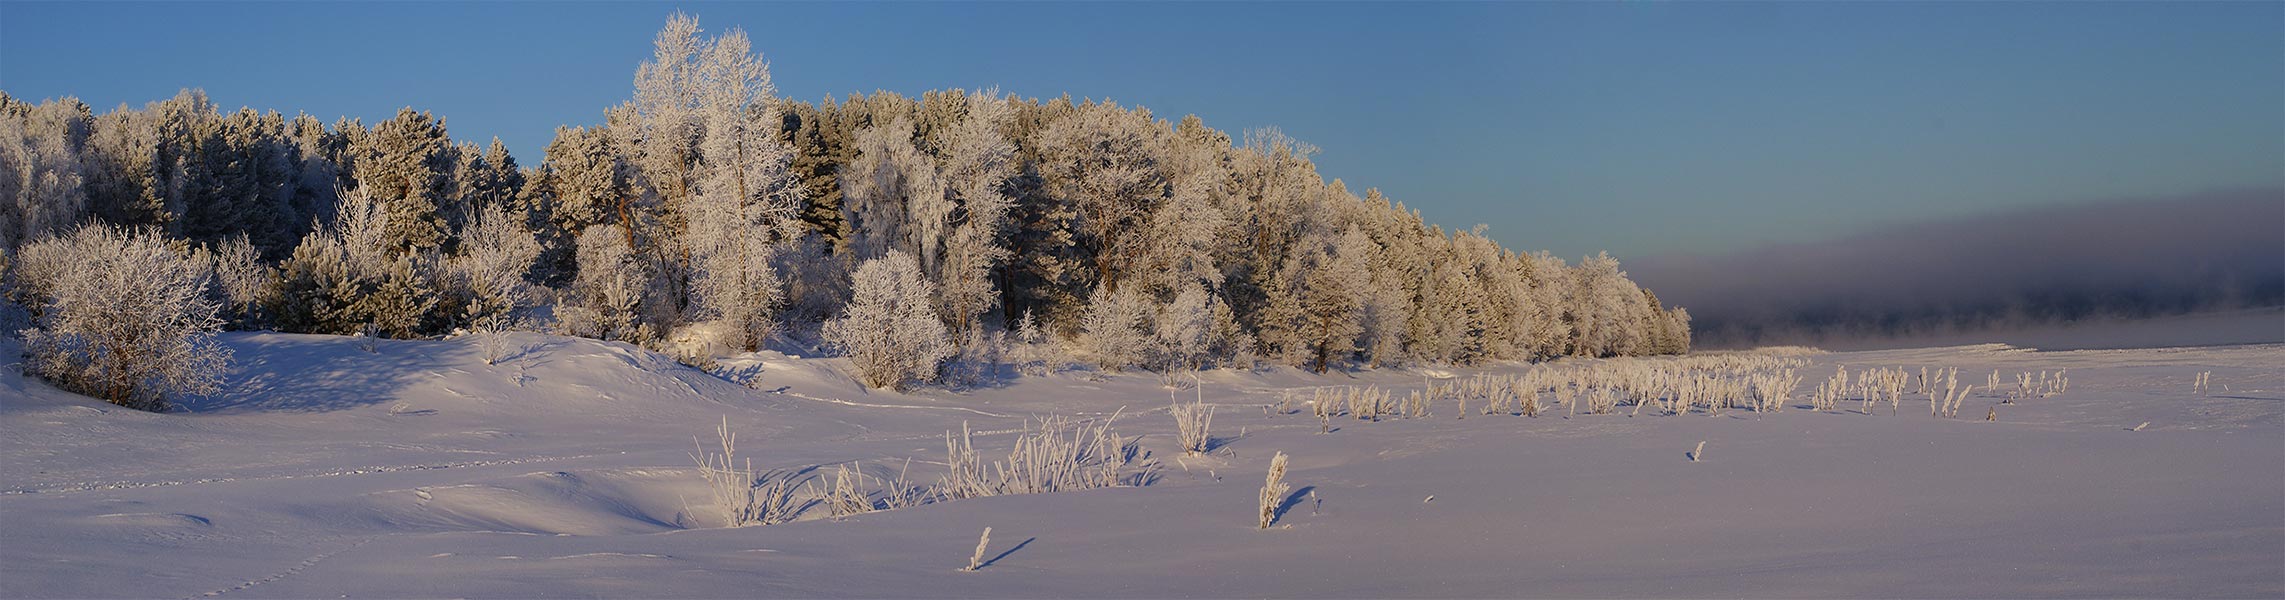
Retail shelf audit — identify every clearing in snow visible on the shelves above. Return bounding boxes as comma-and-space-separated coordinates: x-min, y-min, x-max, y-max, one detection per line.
2, 331, 2280, 598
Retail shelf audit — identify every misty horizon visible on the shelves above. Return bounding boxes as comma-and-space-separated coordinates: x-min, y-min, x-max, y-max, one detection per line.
1630, 187, 2285, 349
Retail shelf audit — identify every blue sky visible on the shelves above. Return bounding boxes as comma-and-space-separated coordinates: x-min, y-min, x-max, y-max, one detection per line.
3, 2, 2278, 261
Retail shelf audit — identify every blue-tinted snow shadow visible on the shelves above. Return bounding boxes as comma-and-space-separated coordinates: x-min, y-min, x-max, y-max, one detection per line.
978, 536, 1034, 570
1274, 485, 1316, 524
179, 333, 460, 413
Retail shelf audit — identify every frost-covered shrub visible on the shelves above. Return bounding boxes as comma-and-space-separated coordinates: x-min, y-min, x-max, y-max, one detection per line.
824, 251, 951, 390
447, 205, 542, 324
1151, 282, 1215, 374
1009, 309, 1062, 376
447, 205, 544, 364
942, 327, 1006, 389
17, 225, 231, 411
1078, 284, 1152, 372
202, 234, 277, 328
772, 234, 848, 324
274, 189, 448, 339
555, 225, 662, 344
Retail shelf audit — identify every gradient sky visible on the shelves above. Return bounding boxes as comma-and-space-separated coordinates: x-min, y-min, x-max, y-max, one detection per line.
3, 2, 2279, 261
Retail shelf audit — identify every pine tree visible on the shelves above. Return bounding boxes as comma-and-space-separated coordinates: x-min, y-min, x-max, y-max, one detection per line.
353, 108, 454, 254
778, 97, 856, 243
275, 188, 392, 335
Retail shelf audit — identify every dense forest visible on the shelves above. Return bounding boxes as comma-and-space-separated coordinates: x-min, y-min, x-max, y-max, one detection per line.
0, 15, 1686, 405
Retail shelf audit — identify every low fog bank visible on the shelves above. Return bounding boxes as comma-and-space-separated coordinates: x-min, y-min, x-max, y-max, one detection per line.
1631, 189, 2285, 350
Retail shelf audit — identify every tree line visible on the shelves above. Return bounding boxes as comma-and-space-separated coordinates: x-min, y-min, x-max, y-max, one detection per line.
0, 14, 1687, 406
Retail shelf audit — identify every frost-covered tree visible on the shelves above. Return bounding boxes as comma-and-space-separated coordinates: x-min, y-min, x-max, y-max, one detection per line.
932, 89, 1018, 335
839, 116, 938, 262
351, 108, 454, 254
1133, 177, 1227, 296
266, 184, 438, 340
204, 233, 276, 328
1078, 283, 1155, 372
620, 13, 704, 220
526, 124, 628, 283
557, 224, 663, 344
1570, 252, 1643, 357
1151, 281, 1218, 373
1524, 251, 1574, 357
80, 101, 167, 232
449, 205, 543, 325
1259, 225, 1370, 372
0, 96, 91, 253
533, 125, 627, 236
17, 225, 230, 411
680, 24, 803, 351
1418, 247, 1486, 364
1037, 100, 1168, 286
824, 251, 951, 390
1355, 233, 1414, 367
1664, 306, 1692, 354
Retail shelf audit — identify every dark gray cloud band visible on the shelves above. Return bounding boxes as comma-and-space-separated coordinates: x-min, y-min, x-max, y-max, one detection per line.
1629, 188, 2285, 349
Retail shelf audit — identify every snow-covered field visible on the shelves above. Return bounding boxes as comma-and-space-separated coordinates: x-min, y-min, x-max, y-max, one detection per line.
3, 332, 2279, 598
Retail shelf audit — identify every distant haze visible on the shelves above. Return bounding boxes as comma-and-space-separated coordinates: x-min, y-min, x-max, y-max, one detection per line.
1630, 189, 2285, 349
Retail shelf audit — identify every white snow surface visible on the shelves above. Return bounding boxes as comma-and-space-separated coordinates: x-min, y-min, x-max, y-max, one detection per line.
3, 332, 2280, 598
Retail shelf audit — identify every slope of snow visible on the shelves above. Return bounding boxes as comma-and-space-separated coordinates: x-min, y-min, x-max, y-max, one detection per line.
2, 332, 2279, 598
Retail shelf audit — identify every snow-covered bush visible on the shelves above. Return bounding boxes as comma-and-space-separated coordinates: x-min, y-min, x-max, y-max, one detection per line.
824, 251, 951, 390
16, 225, 231, 411
772, 234, 848, 324
448, 205, 542, 324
